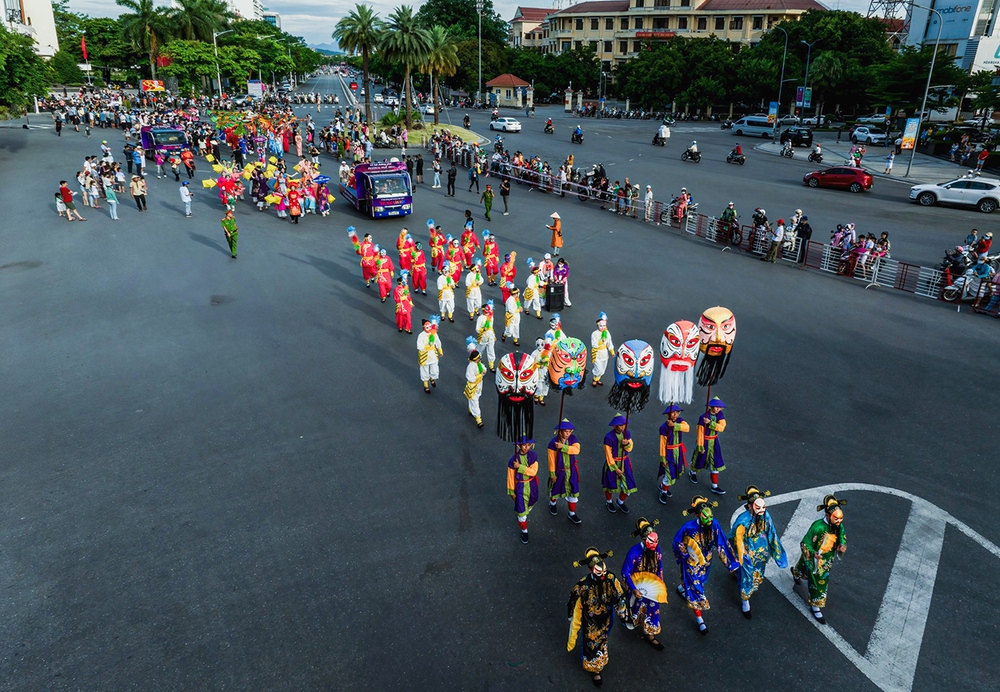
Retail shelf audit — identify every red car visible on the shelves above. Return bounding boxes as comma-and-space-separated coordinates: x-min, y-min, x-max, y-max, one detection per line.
803, 166, 874, 193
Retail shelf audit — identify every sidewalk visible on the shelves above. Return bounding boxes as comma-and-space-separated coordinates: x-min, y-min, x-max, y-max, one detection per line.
754, 137, 966, 185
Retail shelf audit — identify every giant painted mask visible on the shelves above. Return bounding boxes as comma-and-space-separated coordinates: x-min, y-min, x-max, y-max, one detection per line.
496, 351, 538, 441
658, 320, 699, 405
607, 339, 654, 413
548, 337, 587, 390
696, 307, 736, 387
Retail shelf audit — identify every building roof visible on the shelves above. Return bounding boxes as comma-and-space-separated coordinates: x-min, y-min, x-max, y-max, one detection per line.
486, 73, 531, 88
550, 1, 630, 15
511, 6, 554, 22
697, 0, 826, 10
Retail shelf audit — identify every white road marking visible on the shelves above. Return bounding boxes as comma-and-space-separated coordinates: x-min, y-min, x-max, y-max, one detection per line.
730, 483, 999, 692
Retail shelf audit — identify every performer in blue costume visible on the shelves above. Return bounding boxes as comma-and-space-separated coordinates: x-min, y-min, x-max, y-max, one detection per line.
729, 485, 787, 619
672, 495, 738, 634
621, 517, 665, 650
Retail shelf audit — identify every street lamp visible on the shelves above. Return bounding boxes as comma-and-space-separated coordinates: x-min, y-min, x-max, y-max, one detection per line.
801, 39, 818, 117
213, 29, 234, 96
906, 3, 944, 178
476, 0, 484, 106
773, 26, 788, 141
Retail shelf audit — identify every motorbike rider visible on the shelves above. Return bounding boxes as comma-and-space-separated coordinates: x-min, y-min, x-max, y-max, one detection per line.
573, 125, 583, 142
812, 142, 822, 158
721, 201, 738, 225
463, 113, 471, 128
687, 140, 698, 156
751, 208, 768, 233
729, 142, 743, 159
491, 107, 498, 120
655, 123, 669, 144
674, 187, 691, 221
545, 117, 553, 132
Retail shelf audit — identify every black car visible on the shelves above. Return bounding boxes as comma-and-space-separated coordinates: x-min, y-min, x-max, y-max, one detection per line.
780, 126, 813, 146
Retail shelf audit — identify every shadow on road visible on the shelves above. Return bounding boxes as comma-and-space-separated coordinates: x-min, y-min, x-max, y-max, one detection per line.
188, 231, 229, 255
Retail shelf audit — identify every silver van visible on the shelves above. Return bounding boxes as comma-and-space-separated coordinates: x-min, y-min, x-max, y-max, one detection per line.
733, 117, 776, 138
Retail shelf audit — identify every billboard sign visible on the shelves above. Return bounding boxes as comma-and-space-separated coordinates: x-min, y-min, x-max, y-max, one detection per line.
971, 36, 1000, 72
248, 79, 264, 97
767, 101, 778, 124
795, 86, 804, 106
901, 117, 920, 150
803, 87, 812, 109
140, 80, 165, 92
924, 0, 976, 41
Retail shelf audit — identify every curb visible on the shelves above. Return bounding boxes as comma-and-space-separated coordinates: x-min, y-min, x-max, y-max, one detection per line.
752, 142, 925, 185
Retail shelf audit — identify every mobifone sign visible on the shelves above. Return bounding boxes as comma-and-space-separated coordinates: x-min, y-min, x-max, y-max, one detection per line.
924, 0, 976, 41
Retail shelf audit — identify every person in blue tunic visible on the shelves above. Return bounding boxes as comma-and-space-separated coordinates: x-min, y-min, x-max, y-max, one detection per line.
621, 517, 665, 650
672, 495, 738, 634
729, 485, 787, 619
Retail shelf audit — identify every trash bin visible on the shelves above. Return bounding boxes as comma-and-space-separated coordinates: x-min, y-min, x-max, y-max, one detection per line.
546, 282, 565, 312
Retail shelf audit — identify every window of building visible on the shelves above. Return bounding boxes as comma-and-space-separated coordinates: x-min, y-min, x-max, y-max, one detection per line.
575, 18, 583, 30
635, 17, 644, 29
574, 40, 582, 49
730, 16, 743, 30
633, 39, 642, 51
620, 17, 629, 29
714, 16, 725, 30
752, 15, 763, 30
697, 16, 707, 30
680, 0, 690, 5
653, 17, 669, 29
604, 40, 613, 52
591, 17, 599, 30
590, 40, 599, 51
620, 40, 629, 53
635, 0, 644, 7
562, 41, 571, 51
606, 17, 614, 30
678, 16, 688, 29
654, 0, 669, 6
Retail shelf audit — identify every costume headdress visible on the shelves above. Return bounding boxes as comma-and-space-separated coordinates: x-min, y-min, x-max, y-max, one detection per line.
817, 494, 847, 513
572, 546, 614, 568
737, 485, 771, 502
608, 339, 653, 413
630, 517, 660, 539
682, 495, 719, 517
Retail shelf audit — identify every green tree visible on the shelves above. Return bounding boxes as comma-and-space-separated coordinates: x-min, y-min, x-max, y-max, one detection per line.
732, 55, 778, 111
415, 0, 507, 44
615, 42, 684, 108
333, 4, 383, 123
874, 45, 965, 114
158, 39, 217, 92
51, 50, 85, 84
116, 0, 172, 79
0, 25, 53, 116
421, 25, 460, 125
170, 0, 232, 42
380, 5, 432, 129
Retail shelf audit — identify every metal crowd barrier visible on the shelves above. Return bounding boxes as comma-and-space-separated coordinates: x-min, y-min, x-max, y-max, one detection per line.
802, 240, 948, 299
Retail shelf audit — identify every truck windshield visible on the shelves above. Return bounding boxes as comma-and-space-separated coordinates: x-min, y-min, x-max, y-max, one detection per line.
370, 174, 410, 197
153, 131, 186, 146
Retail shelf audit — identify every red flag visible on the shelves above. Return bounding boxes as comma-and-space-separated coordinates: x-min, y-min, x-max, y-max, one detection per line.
81, 35, 87, 61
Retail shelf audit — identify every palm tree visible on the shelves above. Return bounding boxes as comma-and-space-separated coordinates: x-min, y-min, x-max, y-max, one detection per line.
420, 26, 459, 126
380, 5, 431, 130
333, 4, 383, 124
171, 0, 232, 43
116, 0, 171, 79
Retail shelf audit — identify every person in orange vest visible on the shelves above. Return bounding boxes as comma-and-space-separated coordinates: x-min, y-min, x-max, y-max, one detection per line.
499, 251, 517, 302
483, 230, 500, 285
375, 247, 395, 302
410, 241, 428, 295
393, 272, 414, 333
397, 227, 414, 271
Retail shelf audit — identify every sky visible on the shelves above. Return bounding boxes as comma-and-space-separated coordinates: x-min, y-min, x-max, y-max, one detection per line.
68, 0, 874, 49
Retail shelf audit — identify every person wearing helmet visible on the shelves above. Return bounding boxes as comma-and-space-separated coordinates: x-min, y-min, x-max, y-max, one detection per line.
688, 140, 698, 154
721, 201, 738, 224
674, 187, 690, 222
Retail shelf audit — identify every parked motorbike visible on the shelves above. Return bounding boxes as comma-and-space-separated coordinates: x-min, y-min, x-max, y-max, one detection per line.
942, 268, 983, 302
652, 134, 666, 146
680, 149, 701, 163
808, 151, 823, 163
660, 196, 699, 224
726, 150, 745, 165
721, 119, 733, 130
717, 217, 742, 246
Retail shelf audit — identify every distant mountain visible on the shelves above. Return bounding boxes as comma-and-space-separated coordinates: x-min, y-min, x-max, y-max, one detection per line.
309, 43, 343, 55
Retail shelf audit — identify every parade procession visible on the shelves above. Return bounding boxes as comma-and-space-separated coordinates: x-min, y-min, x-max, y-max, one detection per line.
345, 217, 852, 688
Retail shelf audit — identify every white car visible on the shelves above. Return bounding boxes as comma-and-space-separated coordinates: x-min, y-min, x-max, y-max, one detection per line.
800, 115, 827, 127
851, 126, 886, 144
385, 95, 399, 107
489, 117, 521, 132
856, 113, 889, 125
419, 103, 435, 115
373, 93, 384, 104
910, 177, 1000, 213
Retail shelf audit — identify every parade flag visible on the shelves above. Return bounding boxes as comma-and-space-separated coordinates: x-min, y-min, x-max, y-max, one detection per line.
81, 36, 87, 61
201, 179, 216, 188
205, 154, 215, 162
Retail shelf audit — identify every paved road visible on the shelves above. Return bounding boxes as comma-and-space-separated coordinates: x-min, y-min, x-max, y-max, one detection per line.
0, 83, 996, 690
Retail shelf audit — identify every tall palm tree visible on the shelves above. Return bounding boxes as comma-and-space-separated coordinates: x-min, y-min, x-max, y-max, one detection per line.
171, 0, 232, 43
333, 4, 382, 124
116, 0, 171, 79
420, 26, 460, 126
380, 5, 431, 130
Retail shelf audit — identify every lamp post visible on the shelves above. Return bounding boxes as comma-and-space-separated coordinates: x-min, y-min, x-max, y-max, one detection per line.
476, 0, 484, 106
773, 26, 788, 141
801, 39, 817, 118
906, 3, 944, 178
213, 29, 234, 96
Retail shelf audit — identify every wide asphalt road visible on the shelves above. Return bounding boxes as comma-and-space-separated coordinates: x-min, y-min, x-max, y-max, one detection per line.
0, 78, 996, 690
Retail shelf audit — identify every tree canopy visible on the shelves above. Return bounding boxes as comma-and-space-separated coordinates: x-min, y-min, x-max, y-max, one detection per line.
415, 0, 508, 44
0, 24, 53, 116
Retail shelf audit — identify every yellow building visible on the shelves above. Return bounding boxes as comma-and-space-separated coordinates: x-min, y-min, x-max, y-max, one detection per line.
521, 0, 825, 68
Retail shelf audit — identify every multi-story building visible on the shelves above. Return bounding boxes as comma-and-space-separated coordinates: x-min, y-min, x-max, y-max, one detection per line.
227, 0, 263, 21
906, 0, 1000, 73
521, 0, 824, 71
263, 10, 281, 29
4, 0, 59, 58
510, 6, 554, 47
